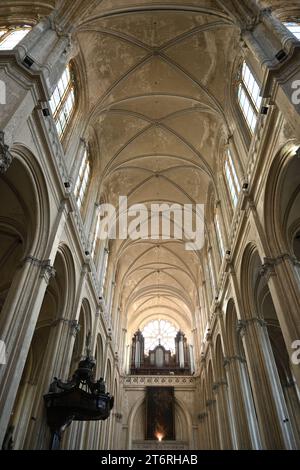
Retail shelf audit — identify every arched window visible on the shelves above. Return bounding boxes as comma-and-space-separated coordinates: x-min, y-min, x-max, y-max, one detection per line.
237, 61, 262, 133
0, 25, 31, 50
91, 215, 100, 259
208, 249, 216, 295
101, 247, 109, 289
141, 319, 178, 353
284, 21, 300, 40
224, 148, 240, 207
214, 214, 225, 258
74, 148, 90, 209
49, 64, 75, 138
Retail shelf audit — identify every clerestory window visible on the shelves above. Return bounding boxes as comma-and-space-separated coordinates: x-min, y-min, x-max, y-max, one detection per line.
237, 61, 262, 133
0, 25, 31, 50
49, 64, 76, 139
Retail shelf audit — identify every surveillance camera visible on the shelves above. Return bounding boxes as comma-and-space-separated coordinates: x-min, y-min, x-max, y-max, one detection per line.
261, 106, 268, 115
42, 108, 50, 117
275, 49, 287, 62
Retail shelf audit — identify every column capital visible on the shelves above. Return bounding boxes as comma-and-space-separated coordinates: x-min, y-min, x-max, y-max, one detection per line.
212, 380, 227, 391
259, 257, 277, 280
198, 412, 208, 422
49, 317, 80, 337
0, 131, 13, 174
223, 355, 246, 367
206, 398, 216, 407
22, 256, 56, 284
261, 254, 300, 271
40, 260, 56, 284
237, 317, 267, 336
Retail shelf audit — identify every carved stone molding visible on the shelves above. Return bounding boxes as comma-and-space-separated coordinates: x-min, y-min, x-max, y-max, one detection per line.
0, 131, 13, 174
212, 380, 227, 391
198, 412, 208, 421
50, 317, 80, 337
23, 256, 56, 283
40, 260, 56, 284
237, 317, 266, 336
259, 254, 300, 279
122, 375, 195, 386
223, 355, 246, 367
259, 258, 277, 280
206, 398, 216, 407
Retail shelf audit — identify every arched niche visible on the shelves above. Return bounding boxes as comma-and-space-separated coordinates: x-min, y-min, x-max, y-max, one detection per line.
0, 147, 49, 316
129, 396, 190, 448
264, 143, 300, 256
6, 246, 75, 449
240, 244, 300, 446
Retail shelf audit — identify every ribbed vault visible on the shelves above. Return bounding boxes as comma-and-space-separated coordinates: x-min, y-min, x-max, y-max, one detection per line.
73, 1, 241, 335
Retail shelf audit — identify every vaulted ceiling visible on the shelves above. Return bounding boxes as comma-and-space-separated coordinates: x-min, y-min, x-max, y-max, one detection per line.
1, 0, 294, 335
70, 0, 243, 335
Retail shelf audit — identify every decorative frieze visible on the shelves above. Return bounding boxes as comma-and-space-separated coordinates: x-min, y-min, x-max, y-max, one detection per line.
122, 376, 195, 386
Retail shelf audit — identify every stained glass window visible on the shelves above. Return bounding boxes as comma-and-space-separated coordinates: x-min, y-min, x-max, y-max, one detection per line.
142, 320, 178, 353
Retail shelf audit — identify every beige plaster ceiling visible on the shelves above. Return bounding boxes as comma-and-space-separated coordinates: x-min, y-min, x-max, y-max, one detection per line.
72, 1, 240, 333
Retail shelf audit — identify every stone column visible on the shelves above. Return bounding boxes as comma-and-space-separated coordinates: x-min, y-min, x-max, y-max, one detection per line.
205, 398, 220, 449
212, 380, 233, 449
238, 317, 297, 449
25, 264, 89, 449
198, 412, 209, 449
259, 256, 300, 389
224, 355, 260, 449
0, 199, 68, 447
0, 258, 55, 447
